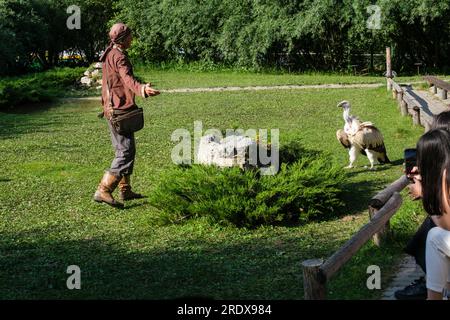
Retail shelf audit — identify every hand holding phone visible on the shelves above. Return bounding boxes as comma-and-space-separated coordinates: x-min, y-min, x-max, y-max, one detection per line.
404, 148, 417, 177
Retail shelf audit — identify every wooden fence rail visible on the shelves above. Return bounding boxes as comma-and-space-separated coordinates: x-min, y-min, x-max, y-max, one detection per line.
387, 78, 432, 131
369, 176, 409, 210
424, 75, 450, 100
368, 175, 409, 246
301, 175, 409, 299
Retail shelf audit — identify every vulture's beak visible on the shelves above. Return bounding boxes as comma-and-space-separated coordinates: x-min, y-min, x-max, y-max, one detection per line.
337, 100, 349, 108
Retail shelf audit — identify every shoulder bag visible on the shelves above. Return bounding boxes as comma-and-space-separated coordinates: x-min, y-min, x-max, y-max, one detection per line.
103, 61, 144, 135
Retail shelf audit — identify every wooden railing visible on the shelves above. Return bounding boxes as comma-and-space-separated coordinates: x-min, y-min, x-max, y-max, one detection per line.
387, 78, 431, 132
424, 75, 450, 100
301, 175, 410, 299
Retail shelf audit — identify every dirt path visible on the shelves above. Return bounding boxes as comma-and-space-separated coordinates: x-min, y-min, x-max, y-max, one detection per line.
160, 83, 383, 93
62, 82, 386, 101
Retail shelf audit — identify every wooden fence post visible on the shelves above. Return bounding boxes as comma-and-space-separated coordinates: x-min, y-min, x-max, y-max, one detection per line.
386, 47, 392, 91
400, 100, 408, 116
412, 106, 421, 126
368, 206, 390, 246
397, 90, 403, 107
302, 259, 326, 300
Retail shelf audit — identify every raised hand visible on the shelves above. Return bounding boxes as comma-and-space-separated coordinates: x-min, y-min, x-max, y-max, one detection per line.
145, 84, 160, 97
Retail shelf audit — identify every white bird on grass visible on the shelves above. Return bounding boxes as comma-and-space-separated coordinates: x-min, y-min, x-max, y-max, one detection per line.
336, 100, 390, 170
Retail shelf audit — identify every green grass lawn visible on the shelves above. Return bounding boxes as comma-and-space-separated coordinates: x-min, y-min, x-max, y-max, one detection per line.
63, 67, 450, 99
0, 79, 426, 299
134, 67, 438, 90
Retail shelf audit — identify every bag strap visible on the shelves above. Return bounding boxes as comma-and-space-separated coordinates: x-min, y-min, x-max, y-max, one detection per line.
102, 56, 114, 119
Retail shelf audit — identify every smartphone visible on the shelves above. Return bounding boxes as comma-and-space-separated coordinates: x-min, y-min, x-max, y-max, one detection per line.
404, 148, 417, 176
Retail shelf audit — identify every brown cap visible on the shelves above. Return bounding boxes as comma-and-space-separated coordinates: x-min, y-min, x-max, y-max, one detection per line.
109, 23, 131, 44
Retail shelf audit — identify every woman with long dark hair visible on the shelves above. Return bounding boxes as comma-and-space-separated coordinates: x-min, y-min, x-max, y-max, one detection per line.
412, 129, 450, 299
395, 111, 450, 300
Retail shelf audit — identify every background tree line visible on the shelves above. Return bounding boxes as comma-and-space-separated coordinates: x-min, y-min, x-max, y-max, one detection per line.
1, 0, 450, 76
0, 0, 114, 76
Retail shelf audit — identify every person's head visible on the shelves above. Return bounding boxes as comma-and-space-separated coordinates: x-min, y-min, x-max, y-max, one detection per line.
431, 110, 450, 131
417, 128, 450, 216
109, 22, 132, 49
99, 22, 132, 62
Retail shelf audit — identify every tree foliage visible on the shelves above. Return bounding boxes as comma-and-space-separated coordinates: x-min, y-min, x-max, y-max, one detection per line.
2, 0, 450, 75
0, 0, 114, 76
115, 0, 450, 72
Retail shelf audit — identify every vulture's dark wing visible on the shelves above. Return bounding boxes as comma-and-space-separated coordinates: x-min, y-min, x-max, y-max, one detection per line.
336, 129, 367, 156
336, 129, 350, 149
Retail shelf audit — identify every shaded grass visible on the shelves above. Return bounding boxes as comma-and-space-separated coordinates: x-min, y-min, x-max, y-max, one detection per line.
0, 85, 425, 299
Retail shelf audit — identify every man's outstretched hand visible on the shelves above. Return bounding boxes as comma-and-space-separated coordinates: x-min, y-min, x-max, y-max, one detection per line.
145, 83, 160, 97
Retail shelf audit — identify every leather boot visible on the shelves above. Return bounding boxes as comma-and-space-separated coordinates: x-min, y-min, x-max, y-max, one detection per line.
93, 172, 124, 208
119, 175, 145, 201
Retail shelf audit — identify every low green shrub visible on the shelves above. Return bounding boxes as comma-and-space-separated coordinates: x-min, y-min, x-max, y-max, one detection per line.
0, 67, 84, 109
150, 142, 345, 227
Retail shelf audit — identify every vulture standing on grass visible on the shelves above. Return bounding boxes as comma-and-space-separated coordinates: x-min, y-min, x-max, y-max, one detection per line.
336, 100, 390, 170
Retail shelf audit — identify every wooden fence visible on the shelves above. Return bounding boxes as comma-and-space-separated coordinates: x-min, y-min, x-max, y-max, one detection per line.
424, 75, 450, 100
387, 78, 432, 132
301, 175, 410, 299
388, 73, 450, 132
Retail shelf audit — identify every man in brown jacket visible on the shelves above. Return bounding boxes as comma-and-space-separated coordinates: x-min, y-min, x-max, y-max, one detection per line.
94, 23, 160, 208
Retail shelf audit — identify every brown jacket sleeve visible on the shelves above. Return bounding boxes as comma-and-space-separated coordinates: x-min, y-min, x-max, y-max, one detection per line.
116, 55, 146, 98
